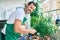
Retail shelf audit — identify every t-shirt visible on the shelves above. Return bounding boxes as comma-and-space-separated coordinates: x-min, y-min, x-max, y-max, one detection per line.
7, 8, 25, 24
1, 8, 31, 34
25, 14, 31, 29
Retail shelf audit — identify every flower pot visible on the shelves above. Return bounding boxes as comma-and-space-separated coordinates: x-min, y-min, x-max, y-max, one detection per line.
26, 35, 42, 40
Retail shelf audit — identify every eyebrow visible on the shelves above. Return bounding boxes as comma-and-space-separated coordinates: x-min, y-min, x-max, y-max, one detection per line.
31, 6, 35, 10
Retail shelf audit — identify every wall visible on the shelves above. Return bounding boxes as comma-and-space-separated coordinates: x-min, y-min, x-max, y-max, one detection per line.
0, 0, 25, 20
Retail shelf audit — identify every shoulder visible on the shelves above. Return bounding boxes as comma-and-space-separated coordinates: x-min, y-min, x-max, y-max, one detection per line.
16, 7, 24, 12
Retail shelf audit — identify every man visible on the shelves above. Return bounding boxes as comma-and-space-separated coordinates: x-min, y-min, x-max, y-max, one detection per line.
2, 1, 36, 40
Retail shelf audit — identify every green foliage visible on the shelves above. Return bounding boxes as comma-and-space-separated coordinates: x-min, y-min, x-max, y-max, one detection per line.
30, 1, 57, 38
34, 16, 57, 37
31, 14, 57, 37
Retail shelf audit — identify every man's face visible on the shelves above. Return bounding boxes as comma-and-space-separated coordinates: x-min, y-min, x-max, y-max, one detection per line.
26, 3, 36, 13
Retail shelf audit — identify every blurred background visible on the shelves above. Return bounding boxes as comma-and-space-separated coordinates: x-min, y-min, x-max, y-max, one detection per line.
0, 0, 60, 40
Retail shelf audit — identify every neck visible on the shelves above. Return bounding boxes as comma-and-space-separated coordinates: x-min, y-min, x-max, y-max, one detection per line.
24, 8, 27, 14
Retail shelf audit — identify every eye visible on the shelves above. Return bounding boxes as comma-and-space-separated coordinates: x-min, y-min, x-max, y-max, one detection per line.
30, 7, 33, 9
30, 7, 35, 10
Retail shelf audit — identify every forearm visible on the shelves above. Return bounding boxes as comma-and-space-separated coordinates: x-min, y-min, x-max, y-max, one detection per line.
14, 25, 30, 34
19, 29, 30, 34
14, 19, 36, 34
17, 27, 30, 34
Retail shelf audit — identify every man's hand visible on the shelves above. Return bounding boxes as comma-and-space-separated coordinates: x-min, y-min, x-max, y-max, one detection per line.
28, 29, 36, 34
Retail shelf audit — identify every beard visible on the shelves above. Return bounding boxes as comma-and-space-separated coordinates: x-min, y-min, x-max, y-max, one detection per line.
26, 9, 31, 14
26, 10, 31, 14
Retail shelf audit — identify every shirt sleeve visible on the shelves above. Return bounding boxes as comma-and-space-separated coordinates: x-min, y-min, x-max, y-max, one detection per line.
15, 8, 25, 21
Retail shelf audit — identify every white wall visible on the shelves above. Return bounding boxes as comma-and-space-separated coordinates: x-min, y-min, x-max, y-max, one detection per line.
0, 0, 25, 20
0, 8, 5, 20
0, 0, 25, 9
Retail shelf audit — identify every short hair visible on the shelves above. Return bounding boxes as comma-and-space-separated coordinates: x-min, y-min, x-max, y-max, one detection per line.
28, 1, 36, 7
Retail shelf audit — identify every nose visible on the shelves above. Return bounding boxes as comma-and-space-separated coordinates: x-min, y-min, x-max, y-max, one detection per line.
28, 8, 33, 13
30, 8, 33, 12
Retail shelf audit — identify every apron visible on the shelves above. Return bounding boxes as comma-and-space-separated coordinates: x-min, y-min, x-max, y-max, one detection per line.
5, 24, 21, 40
5, 17, 27, 40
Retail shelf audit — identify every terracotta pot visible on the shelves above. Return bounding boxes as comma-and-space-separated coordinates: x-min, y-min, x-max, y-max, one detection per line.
44, 34, 51, 40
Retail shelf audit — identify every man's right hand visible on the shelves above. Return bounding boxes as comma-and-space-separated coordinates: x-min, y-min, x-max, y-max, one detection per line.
28, 29, 36, 34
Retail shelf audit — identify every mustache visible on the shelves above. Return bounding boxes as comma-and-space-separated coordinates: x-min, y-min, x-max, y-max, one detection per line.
28, 9, 31, 12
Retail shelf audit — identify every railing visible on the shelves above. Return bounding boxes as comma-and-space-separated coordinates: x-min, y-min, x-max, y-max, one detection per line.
42, 8, 60, 26
42, 8, 60, 13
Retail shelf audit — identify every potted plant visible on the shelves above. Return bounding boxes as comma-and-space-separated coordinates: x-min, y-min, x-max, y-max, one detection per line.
30, 1, 57, 39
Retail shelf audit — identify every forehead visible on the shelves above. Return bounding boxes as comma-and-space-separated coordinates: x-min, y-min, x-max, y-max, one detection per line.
28, 3, 36, 8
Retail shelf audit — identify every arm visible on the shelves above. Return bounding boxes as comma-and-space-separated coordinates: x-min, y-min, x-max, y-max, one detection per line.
14, 19, 36, 34
14, 19, 30, 34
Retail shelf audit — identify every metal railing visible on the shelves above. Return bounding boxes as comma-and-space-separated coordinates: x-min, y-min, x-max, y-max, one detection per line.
42, 8, 60, 13
41, 8, 60, 26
